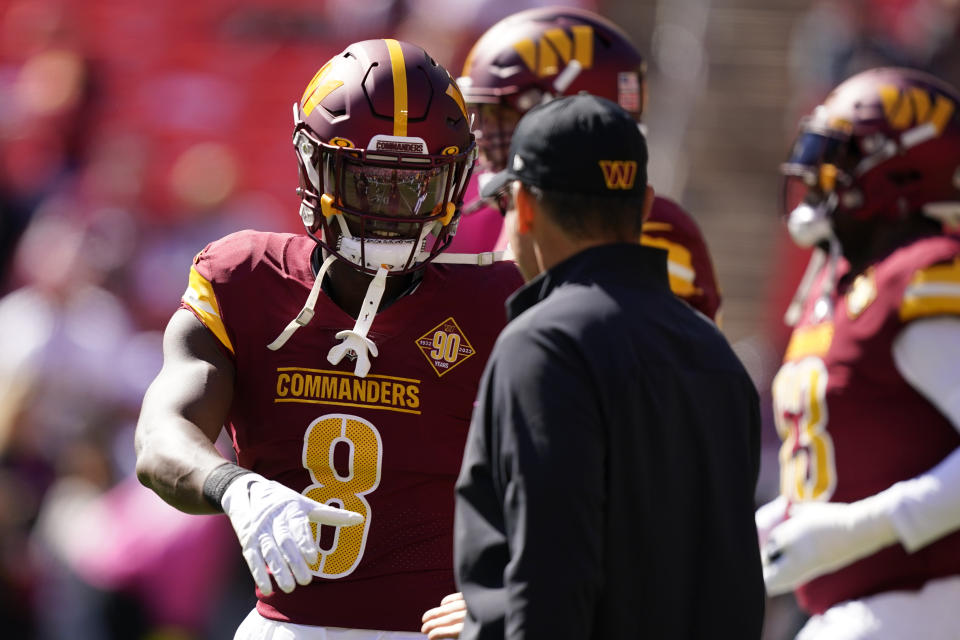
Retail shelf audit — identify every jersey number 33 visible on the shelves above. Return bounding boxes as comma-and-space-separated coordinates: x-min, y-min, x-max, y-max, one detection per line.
772, 357, 837, 502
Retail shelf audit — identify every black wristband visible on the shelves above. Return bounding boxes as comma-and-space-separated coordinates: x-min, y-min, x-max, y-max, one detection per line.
202, 462, 253, 510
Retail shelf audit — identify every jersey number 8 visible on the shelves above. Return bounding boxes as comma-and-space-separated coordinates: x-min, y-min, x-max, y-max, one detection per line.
301, 413, 383, 577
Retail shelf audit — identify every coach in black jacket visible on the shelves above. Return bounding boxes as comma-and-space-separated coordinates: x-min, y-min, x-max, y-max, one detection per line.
453, 94, 765, 639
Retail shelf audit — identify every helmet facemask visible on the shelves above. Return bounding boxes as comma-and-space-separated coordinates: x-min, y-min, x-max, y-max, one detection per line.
293, 111, 476, 275
780, 116, 863, 248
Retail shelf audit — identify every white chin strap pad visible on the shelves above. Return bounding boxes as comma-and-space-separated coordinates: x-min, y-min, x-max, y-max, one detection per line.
338, 236, 419, 272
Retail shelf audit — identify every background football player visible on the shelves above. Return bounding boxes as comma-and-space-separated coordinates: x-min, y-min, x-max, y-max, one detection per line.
757, 67, 960, 639
448, 5, 723, 324
134, 39, 523, 639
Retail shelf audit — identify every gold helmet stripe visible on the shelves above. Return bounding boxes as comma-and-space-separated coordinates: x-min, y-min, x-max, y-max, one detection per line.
384, 39, 408, 137
901, 258, 960, 320
301, 62, 343, 118
446, 82, 468, 119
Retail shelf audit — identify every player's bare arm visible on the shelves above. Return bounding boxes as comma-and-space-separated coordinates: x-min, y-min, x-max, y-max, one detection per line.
136, 308, 363, 597
135, 308, 236, 514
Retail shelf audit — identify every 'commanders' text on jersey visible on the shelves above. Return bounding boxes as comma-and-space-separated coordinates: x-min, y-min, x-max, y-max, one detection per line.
773, 234, 960, 614
181, 230, 523, 631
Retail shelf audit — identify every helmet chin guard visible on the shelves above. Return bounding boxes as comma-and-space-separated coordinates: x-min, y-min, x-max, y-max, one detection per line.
337, 232, 431, 273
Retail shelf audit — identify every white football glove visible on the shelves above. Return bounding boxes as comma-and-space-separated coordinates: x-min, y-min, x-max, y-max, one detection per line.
221, 472, 363, 596
761, 496, 898, 596
755, 495, 789, 550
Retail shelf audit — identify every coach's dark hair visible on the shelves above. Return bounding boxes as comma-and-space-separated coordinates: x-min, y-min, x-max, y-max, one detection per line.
520, 183, 645, 241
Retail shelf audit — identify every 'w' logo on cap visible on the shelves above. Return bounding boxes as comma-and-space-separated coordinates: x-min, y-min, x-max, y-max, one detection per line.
598, 160, 637, 189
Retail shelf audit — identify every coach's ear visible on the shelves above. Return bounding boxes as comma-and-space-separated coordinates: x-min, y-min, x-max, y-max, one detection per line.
640, 184, 655, 223
514, 181, 535, 235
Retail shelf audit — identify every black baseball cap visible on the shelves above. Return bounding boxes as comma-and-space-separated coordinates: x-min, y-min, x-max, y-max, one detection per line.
480, 93, 648, 199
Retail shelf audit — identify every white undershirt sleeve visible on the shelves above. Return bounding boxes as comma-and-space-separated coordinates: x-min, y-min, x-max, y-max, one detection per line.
888, 316, 960, 551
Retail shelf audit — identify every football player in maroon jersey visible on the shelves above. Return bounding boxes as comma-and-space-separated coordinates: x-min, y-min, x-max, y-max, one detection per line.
447, 5, 723, 324
134, 39, 523, 639
757, 67, 960, 639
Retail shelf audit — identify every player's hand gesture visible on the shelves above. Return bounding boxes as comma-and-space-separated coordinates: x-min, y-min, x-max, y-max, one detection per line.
221, 472, 363, 595
755, 495, 789, 550
760, 499, 896, 595
422, 592, 466, 639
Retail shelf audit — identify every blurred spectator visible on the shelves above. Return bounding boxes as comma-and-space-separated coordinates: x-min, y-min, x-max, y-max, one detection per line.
128, 141, 282, 329
33, 461, 239, 639
787, 0, 960, 124
0, 0, 98, 290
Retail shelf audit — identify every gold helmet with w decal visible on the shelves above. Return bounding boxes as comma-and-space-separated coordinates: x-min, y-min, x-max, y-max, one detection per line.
458, 7, 645, 172
782, 67, 960, 248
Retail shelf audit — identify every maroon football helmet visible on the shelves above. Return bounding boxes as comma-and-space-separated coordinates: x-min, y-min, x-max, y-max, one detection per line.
293, 39, 476, 274
459, 7, 645, 172
781, 67, 960, 248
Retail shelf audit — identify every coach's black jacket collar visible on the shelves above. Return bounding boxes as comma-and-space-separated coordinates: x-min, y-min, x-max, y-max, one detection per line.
505, 242, 671, 321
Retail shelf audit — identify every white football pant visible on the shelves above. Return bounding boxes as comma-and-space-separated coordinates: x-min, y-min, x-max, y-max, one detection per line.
234, 609, 427, 640
796, 575, 960, 640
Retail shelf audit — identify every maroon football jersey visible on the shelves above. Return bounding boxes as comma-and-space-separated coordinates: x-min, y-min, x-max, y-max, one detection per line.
773, 234, 960, 614
181, 230, 523, 630
641, 196, 722, 322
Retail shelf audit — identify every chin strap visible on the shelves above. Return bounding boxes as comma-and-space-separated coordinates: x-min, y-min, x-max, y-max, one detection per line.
268, 232, 508, 377
327, 265, 388, 378
814, 236, 842, 323
783, 236, 841, 327
430, 251, 504, 266
325, 251, 505, 377
784, 248, 825, 327
267, 253, 338, 351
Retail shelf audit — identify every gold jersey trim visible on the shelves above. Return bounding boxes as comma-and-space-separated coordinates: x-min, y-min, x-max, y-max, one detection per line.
900, 258, 960, 321
640, 232, 697, 297
784, 322, 834, 361
182, 266, 234, 354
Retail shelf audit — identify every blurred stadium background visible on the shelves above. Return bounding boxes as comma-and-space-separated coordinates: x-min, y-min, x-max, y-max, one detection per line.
0, 0, 957, 637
